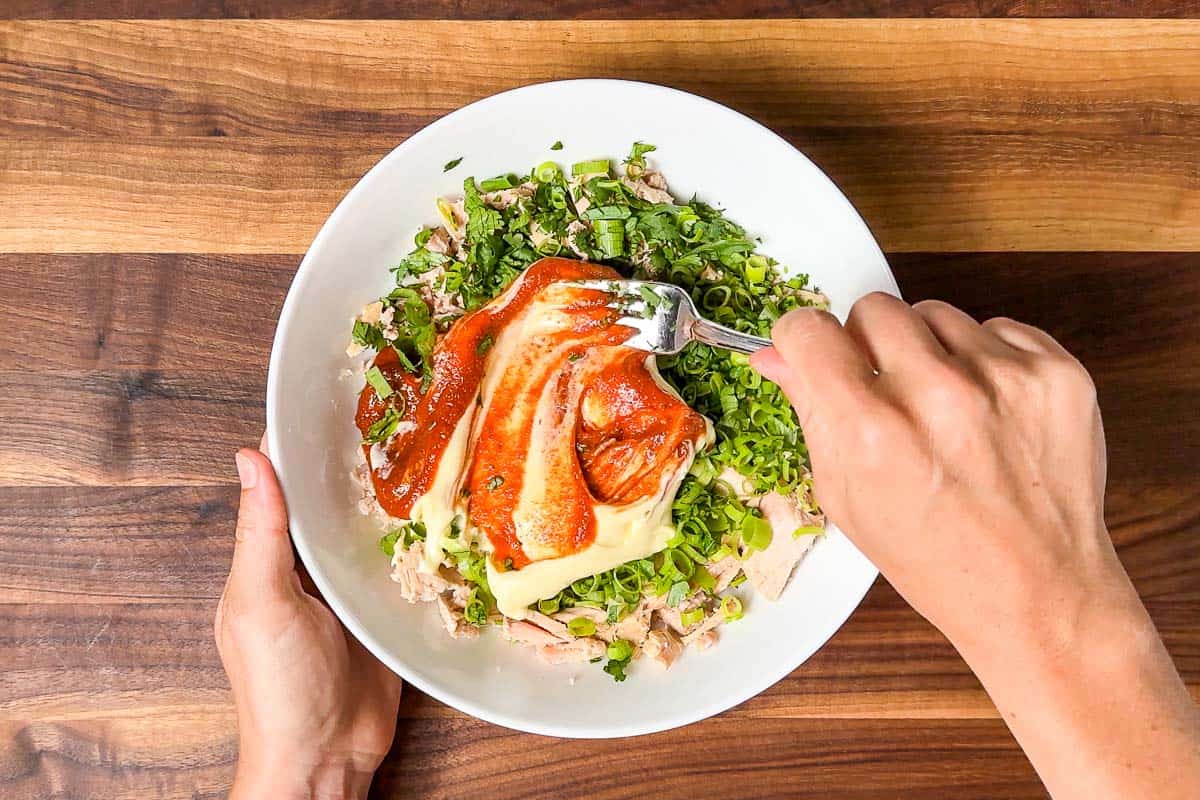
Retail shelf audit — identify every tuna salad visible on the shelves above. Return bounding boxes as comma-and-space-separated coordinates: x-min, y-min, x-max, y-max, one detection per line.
348, 143, 828, 681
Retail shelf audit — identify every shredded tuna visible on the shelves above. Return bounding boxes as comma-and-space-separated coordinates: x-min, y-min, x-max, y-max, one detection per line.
742, 492, 821, 600
535, 637, 606, 664
681, 611, 724, 646
426, 226, 451, 255
708, 555, 743, 593
525, 610, 572, 641
643, 628, 683, 668
622, 176, 674, 205
437, 595, 479, 640
484, 182, 535, 210
503, 619, 564, 647
689, 630, 719, 650
613, 603, 652, 645
391, 543, 451, 602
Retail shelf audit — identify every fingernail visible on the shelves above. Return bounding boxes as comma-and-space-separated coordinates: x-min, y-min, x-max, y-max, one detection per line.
235, 451, 258, 489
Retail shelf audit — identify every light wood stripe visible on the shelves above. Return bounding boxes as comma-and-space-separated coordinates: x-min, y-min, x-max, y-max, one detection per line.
1, 21, 1198, 253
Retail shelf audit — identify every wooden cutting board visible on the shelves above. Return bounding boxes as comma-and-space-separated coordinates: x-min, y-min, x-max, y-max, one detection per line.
1, 5, 1197, 799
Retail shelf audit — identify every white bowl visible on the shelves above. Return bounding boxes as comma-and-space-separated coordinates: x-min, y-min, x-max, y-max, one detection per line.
267, 79, 897, 738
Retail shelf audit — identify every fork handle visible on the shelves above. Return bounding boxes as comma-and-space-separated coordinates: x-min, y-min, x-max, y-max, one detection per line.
690, 318, 772, 355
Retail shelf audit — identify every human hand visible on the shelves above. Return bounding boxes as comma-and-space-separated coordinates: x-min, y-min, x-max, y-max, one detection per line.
750, 295, 1118, 654
751, 295, 1200, 799
215, 444, 403, 800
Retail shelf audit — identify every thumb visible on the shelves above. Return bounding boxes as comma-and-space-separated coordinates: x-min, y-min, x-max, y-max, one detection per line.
230, 447, 295, 595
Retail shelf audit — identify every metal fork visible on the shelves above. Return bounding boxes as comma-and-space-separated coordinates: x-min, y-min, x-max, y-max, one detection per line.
573, 279, 772, 356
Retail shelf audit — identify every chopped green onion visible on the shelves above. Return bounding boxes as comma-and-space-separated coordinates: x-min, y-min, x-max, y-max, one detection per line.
443, 157, 463, 172
436, 197, 458, 230
607, 639, 634, 661
691, 567, 716, 593
534, 161, 561, 182
476, 333, 494, 355
572, 158, 610, 176
680, 608, 705, 627
793, 524, 824, 538
486, 475, 504, 490
741, 513, 773, 552
364, 366, 393, 399
537, 596, 561, 614
550, 140, 563, 151
720, 595, 744, 621
729, 573, 748, 589
568, 617, 597, 637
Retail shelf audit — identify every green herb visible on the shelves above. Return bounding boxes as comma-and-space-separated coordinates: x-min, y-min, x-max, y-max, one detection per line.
603, 639, 634, 682
352, 319, 387, 351
792, 525, 824, 539
464, 589, 489, 626
623, 141, 657, 173
603, 659, 629, 681
476, 333, 494, 355
443, 157, 463, 172
363, 405, 402, 444
486, 475, 504, 490
378, 530, 400, 557
480, 174, 516, 192
550, 140, 563, 150
364, 366, 393, 400
567, 351, 583, 362
379, 521, 426, 557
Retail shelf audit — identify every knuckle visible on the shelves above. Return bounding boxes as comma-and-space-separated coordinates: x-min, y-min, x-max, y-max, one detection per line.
773, 307, 839, 348
923, 359, 993, 416
848, 291, 905, 323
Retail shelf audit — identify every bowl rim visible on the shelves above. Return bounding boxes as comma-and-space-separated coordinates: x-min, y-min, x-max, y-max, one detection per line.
267, 78, 892, 738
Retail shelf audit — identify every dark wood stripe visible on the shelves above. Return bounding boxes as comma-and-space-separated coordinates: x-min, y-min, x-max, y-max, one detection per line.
2, 252, 1197, 487
377, 717, 1047, 800
4, 0, 1199, 19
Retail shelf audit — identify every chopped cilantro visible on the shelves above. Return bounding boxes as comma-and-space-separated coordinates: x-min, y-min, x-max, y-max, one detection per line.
550, 140, 563, 151
363, 405, 402, 444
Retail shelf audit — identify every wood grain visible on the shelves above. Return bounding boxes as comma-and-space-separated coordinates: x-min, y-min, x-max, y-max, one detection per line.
2, 133, 1198, 254
3, 252, 1197, 485
5, 21, 1200, 139
2, 21, 1200, 252
5, 0, 1200, 19
2, 13, 1199, 800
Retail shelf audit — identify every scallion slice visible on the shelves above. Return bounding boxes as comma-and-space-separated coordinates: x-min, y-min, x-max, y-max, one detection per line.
364, 366, 393, 400
572, 158, 610, 176
568, 617, 597, 637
